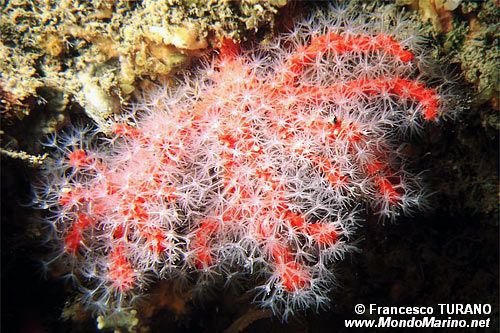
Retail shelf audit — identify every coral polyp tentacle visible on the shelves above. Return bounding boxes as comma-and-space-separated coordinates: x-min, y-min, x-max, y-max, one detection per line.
34, 6, 451, 321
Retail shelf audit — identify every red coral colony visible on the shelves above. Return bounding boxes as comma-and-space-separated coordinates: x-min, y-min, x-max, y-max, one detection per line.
35, 8, 451, 320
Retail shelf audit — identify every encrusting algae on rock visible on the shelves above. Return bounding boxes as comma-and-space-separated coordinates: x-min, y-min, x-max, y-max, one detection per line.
397, 0, 499, 107
0, 0, 288, 133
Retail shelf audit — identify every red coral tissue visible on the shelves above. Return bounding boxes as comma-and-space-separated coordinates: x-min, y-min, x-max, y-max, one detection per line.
34, 7, 452, 320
